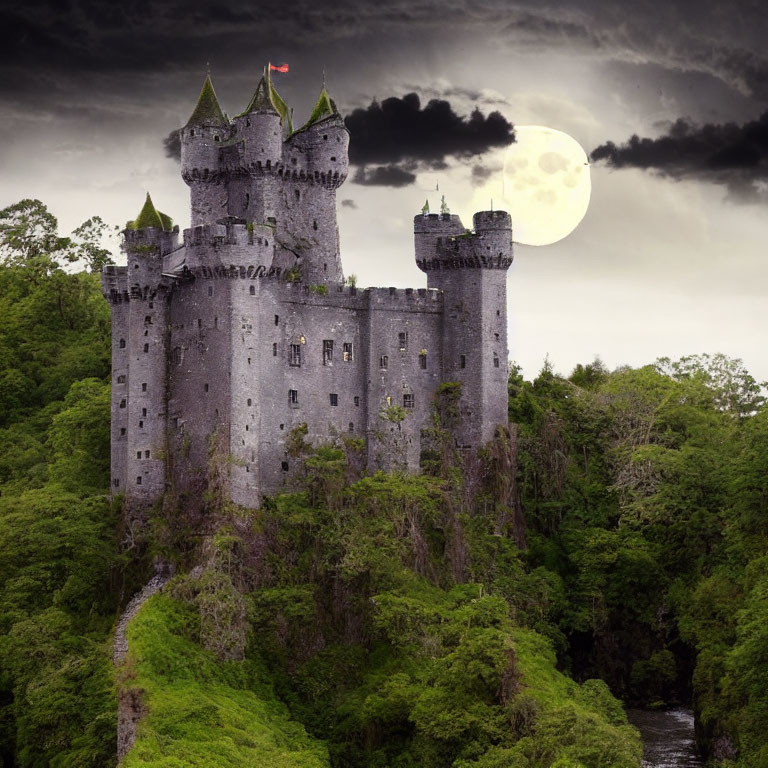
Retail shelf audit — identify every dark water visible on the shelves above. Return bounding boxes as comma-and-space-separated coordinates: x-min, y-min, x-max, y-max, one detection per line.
627, 709, 703, 768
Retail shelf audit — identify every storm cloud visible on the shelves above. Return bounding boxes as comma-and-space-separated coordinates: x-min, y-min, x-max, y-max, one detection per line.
591, 111, 768, 200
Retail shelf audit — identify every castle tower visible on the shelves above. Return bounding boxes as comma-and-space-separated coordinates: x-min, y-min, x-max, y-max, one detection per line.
416, 208, 513, 446
276, 86, 349, 284
122, 194, 177, 506
180, 75, 229, 226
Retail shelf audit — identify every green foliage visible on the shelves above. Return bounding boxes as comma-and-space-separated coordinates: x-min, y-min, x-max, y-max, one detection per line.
122, 595, 329, 767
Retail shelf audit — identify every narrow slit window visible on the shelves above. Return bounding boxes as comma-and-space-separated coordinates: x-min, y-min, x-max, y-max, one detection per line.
323, 340, 333, 365
141, 408, 147, 417
289, 344, 302, 366
274, 314, 279, 326
142, 382, 147, 392
348, 422, 354, 432
273, 342, 278, 357
354, 396, 360, 406
119, 338, 126, 348
207, 286, 213, 297
460, 355, 466, 369
250, 285, 255, 295
120, 399, 126, 409
289, 389, 298, 405
204, 383, 209, 392
343, 342, 353, 362
247, 398, 252, 406
143, 343, 149, 353
136, 476, 142, 485
145, 450, 150, 458
403, 394, 415, 409
398, 332, 408, 351
281, 461, 289, 471
120, 428, 126, 436
419, 352, 427, 369
329, 393, 338, 406
493, 352, 500, 368
380, 355, 388, 369
138, 420, 143, 428
198, 319, 202, 328
145, 315, 152, 324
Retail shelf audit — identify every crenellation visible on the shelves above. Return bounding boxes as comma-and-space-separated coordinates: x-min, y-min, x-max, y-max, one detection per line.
103, 70, 514, 514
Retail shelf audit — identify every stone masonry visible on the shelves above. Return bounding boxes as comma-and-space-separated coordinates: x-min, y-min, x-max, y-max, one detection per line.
101, 68, 514, 511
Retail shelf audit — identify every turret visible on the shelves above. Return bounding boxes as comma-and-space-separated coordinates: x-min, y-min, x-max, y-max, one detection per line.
180, 75, 229, 225
288, 88, 349, 189
122, 194, 176, 508
416, 204, 512, 447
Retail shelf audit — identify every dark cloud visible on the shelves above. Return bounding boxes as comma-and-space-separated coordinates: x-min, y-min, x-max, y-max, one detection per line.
471, 161, 503, 187
344, 93, 514, 166
591, 111, 768, 200
163, 129, 181, 161
352, 165, 417, 187
341, 198, 358, 208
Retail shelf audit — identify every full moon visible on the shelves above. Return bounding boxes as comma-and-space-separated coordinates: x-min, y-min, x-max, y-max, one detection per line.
467, 125, 591, 246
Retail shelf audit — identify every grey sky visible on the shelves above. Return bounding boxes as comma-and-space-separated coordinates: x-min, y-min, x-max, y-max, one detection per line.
1, 0, 767, 381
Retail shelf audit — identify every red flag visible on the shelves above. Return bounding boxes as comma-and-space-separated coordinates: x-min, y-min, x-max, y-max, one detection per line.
269, 63, 289, 73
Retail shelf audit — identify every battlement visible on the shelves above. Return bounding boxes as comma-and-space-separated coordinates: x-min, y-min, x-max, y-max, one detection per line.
473, 210, 512, 231
413, 212, 465, 234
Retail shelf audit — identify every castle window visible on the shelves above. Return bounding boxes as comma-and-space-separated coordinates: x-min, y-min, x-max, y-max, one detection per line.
145, 315, 152, 324
460, 355, 466, 369
294, 189, 300, 200
324, 263, 328, 272
419, 352, 427, 369
119, 338, 126, 349
494, 332, 499, 341
496, 309, 500, 316
214, 317, 218, 328
208, 286, 213, 297
248, 357, 251, 365
214, 135, 220, 142
380, 355, 388, 369
398, 332, 408, 351
198, 319, 202, 328
245, 192, 250, 206
274, 314, 279, 326
136, 476, 142, 485
323, 134, 328, 140
144, 330, 148, 337
313, 220, 318, 231
250, 285, 255, 295
343, 342, 353, 362
247, 398, 252, 406
134, 263, 139, 269
281, 461, 289, 471
120, 428, 126, 436
139, 420, 143, 428
280, 424, 284, 430
204, 383, 209, 392
245, 424, 249, 431
289, 389, 298, 406
172, 417, 179, 428
354, 396, 360, 406
403, 394, 415, 409
120, 399, 126, 409
149, 302, 153, 309
215, 409, 219, 417
331, 156, 336, 162
323, 340, 333, 365
289, 344, 302, 366
273, 342, 278, 356
145, 450, 150, 458
113, 479, 119, 487
493, 353, 500, 368
246, 118, 250, 127
348, 422, 354, 432
172, 347, 182, 365
329, 393, 338, 406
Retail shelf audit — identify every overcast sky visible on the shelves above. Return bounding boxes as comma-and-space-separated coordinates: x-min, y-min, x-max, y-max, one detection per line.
2, 0, 768, 381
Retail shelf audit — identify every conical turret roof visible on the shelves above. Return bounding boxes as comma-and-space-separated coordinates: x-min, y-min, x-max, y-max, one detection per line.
306, 87, 338, 125
186, 74, 228, 128
238, 67, 293, 132
128, 193, 173, 231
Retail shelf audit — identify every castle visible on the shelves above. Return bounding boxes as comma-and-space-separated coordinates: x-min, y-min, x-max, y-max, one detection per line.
101, 69, 513, 510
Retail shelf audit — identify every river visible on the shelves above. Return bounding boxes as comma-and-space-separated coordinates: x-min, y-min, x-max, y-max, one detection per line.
627, 709, 703, 768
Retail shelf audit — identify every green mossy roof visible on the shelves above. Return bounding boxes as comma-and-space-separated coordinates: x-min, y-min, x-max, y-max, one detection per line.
306, 88, 337, 125
237, 69, 293, 133
186, 74, 228, 128
128, 193, 173, 231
